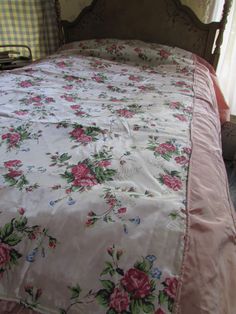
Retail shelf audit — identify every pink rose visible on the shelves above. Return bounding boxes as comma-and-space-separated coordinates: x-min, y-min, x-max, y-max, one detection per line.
33, 102, 43, 107
71, 163, 90, 179
161, 143, 176, 152
174, 114, 187, 122
70, 105, 81, 110
9, 133, 21, 145
31, 96, 41, 102
14, 110, 28, 116
4, 160, 22, 168
57, 61, 66, 68
0, 243, 11, 267
19, 81, 33, 88
79, 135, 93, 143
175, 156, 188, 165
2, 133, 10, 140
63, 85, 73, 90
45, 97, 54, 103
70, 127, 84, 139
109, 288, 130, 313
118, 207, 127, 214
61, 95, 75, 102
155, 146, 167, 154
97, 160, 111, 168
7, 170, 23, 178
169, 102, 181, 109
117, 109, 135, 118
162, 175, 182, 191
183, 147, 192, 155
18, 207, 25, 215
70, 128, 93, 143
71, 163, 97, 187
75, 111, 86, 116
121, 268, 151, 298
164, 277, 178, 299
159, 49, 171, 59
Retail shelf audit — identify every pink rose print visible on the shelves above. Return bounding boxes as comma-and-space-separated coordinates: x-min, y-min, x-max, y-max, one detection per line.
18, 207, 25, 215
9, 133, 21, 146
0, 243, 11, 267
163, 277, 178, 299
183, 147, 192, 155
109, 288, 130, 313
14, 110, 28, 116
155, 143, 176, 154
97, 160, 111, 168
121, 268, 151, 298
174, 114, 188, 122
8, 170, 23, 178
175, 156, 188, 165
162, 174, 182, 191
71, 163, 97, 187
116, 109, 135, 118
159, 49, 171, 59
69, 128, 92, 143
118, 207, 127, 214
56, 61, 66, 68
70, 105, 81, 110
19, 81, 33, 88
4, 160, 22, 168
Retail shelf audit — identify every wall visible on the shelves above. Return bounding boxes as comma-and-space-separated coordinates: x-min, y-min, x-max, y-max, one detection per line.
59, 0, 212, 22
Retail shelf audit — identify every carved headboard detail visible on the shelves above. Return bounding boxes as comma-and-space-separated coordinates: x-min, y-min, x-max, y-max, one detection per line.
62, 0, 232, 69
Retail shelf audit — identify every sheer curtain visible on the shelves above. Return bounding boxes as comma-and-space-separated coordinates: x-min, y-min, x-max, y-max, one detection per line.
216, 0, 236, 115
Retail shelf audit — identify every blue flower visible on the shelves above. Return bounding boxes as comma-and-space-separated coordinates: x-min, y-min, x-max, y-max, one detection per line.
67, 197, 76, 205
145, 255, 157, 263
26, 248, 38, 263
151, 267, 162, 279
129, 216, 141, 225
49, 200, 55, 207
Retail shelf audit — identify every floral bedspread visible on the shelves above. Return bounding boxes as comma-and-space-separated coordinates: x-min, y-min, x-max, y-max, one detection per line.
0, 39, 195, 313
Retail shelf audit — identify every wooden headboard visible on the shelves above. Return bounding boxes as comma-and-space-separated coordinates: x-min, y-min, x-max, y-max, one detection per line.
62, 0, 232, 69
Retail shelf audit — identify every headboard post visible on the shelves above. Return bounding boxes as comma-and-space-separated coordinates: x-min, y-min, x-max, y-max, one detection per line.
213, 0, 233, 68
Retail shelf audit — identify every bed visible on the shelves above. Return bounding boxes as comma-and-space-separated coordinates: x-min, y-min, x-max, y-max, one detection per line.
0, 0, 235, 313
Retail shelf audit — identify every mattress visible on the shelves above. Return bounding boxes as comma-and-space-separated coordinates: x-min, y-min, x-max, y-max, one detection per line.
0, 39, 235, 314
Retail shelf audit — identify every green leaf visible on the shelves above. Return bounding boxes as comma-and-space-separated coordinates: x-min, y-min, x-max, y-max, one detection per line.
14, 216, 28, 230
58, 309, 67, 314
100, 262, 115, 276
141, 301, 155, 313
167, 297, 174, 312
158, 290, 168, 305
68, 284, 81, 299
9, 249, 22, 264
4, 233, 22, 246
96, 289, 110, 307
59, 153, 71, 162
150, 280, 156, 292
100, 280, 115, 293
0, 222, 13, 240
134, 258, 152, 273
145, 294, 156, 303
130, 299, 141, 314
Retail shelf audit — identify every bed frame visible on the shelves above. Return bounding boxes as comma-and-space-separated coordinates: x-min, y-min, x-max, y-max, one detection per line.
62, 0, 232, 69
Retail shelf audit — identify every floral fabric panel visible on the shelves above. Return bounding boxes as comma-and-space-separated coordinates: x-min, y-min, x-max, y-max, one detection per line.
0, 39, 195, 313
